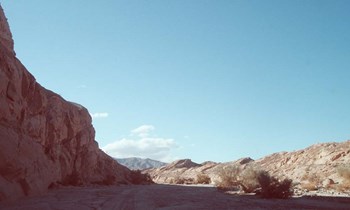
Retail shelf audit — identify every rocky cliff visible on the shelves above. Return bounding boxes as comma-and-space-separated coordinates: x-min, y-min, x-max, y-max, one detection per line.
255, 140, 350, 184
147, 141, 350, 189
0, 6, 130, 201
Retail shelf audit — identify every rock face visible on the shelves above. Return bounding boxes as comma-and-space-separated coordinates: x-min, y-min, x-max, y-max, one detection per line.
115, 157, 167, 170
0, 6, 130, 201
255, 141, 350, 184
0, 6, 14, 56
148, 141, 350, 188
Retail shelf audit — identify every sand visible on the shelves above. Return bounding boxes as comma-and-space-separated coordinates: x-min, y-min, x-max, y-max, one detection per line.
1, 184, 349, 210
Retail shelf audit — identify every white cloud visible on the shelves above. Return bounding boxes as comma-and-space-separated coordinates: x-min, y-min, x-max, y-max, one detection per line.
90, 112, 109, 119
131, 125, 155, 137
102, 125, 178, 162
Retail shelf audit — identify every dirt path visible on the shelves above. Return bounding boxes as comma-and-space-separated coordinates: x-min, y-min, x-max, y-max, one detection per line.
1, 184, 350, 210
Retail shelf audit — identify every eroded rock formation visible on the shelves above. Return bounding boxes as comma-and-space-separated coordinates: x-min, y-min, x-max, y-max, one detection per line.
0, 5, 130, 201
148, 141, 350, 188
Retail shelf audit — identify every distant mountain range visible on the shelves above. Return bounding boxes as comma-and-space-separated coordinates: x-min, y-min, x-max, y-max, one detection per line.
115, 157, 167, 170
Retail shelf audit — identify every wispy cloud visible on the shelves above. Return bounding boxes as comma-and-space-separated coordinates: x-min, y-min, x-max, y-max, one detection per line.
78, 84, 87, 89
102, 125, 178, 162
131, 125, 155, 137
90, 112, 109, 119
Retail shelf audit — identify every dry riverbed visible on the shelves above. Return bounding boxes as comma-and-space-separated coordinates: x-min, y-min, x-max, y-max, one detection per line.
1, 184, 350, 210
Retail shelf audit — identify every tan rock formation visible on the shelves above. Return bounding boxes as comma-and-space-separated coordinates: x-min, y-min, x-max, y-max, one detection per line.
0, 5, 130, 201
148, 141, 350, 189
255, 141, 350, 185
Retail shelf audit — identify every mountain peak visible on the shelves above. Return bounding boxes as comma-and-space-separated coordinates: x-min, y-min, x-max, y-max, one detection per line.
115, 157, 167, 170
0, 5, 15, 55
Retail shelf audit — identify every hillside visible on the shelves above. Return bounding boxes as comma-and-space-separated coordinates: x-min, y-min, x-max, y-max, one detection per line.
147, 141, 350, 191
115, 157, 166, 170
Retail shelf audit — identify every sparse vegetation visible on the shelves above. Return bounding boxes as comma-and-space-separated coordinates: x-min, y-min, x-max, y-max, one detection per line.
240, 166, 260, 193
196, 173, 211, 184
62, 171, 82, 186
216, 165, 241, 191
337, 165, 350, 191
216, 166, 293, 198
130, 170, 153, 184
98, 175, 116, 185
216, 165, 260, 193
338, 165, 350, 180
173, 176, 185, 184
300, 182, 318, 191
171, 176, 195, 185
184, 178, 195, 184
257, 171, 293, 199
301, 172, 320, 191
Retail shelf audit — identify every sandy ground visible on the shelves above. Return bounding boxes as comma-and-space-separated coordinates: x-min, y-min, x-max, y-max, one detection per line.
1, 184, 350, 210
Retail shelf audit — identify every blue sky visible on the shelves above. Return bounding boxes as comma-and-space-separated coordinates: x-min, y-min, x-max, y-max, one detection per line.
2, 0, 350, 163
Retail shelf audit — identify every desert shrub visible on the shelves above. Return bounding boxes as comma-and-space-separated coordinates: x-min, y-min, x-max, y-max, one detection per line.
101, 175, 117, 185
302, 173, 320, 183
184, 178, 195, 184
130, 170, 153, 184
257, 171, 293, 199
338, 165, 350, 180
300, 173, 320, 191
62, 171, 82, 186
216, 166, 241, 190
240, 166, 260, 193
172, 176, 195, 184
216, 165, 260, 193
196, 173, 211, 184
173, 176, 185, 184
176, 178, 185, 184
91, 175, 117, 185
300, 182, 318, 191
337, 165, 350, 191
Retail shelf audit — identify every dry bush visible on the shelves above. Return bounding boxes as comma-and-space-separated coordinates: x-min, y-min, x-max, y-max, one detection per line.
130, 170, 153, 184
337, 165, 350, 191
336, 182, 350, 192
300, 182, 318, 191
62, 171, 82, 186
216, 165, 260, 193
338, 165, 350, 180
301, 173, 320, 184
257, 171, 293, 199
216, 166, 241, 190
172, 176, 195, 184
184, 178, 195, 184
217, 166, 293, 198
173, 176, 185, 184
196, 174, 211, 184
240, 166, 260, 193
300, 172, 320, 191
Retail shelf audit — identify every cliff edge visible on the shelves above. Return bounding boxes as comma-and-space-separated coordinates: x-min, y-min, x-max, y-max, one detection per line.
0, 5, 130, 201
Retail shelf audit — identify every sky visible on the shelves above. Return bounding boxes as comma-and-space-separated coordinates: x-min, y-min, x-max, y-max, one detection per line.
1, 0, 350, 163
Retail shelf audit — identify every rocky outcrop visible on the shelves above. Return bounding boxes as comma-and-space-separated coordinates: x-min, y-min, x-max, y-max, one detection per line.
255, 141, 350, 184
148, 141, 350, 188
0, 6, 14, 56
0, 5, 130, 201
